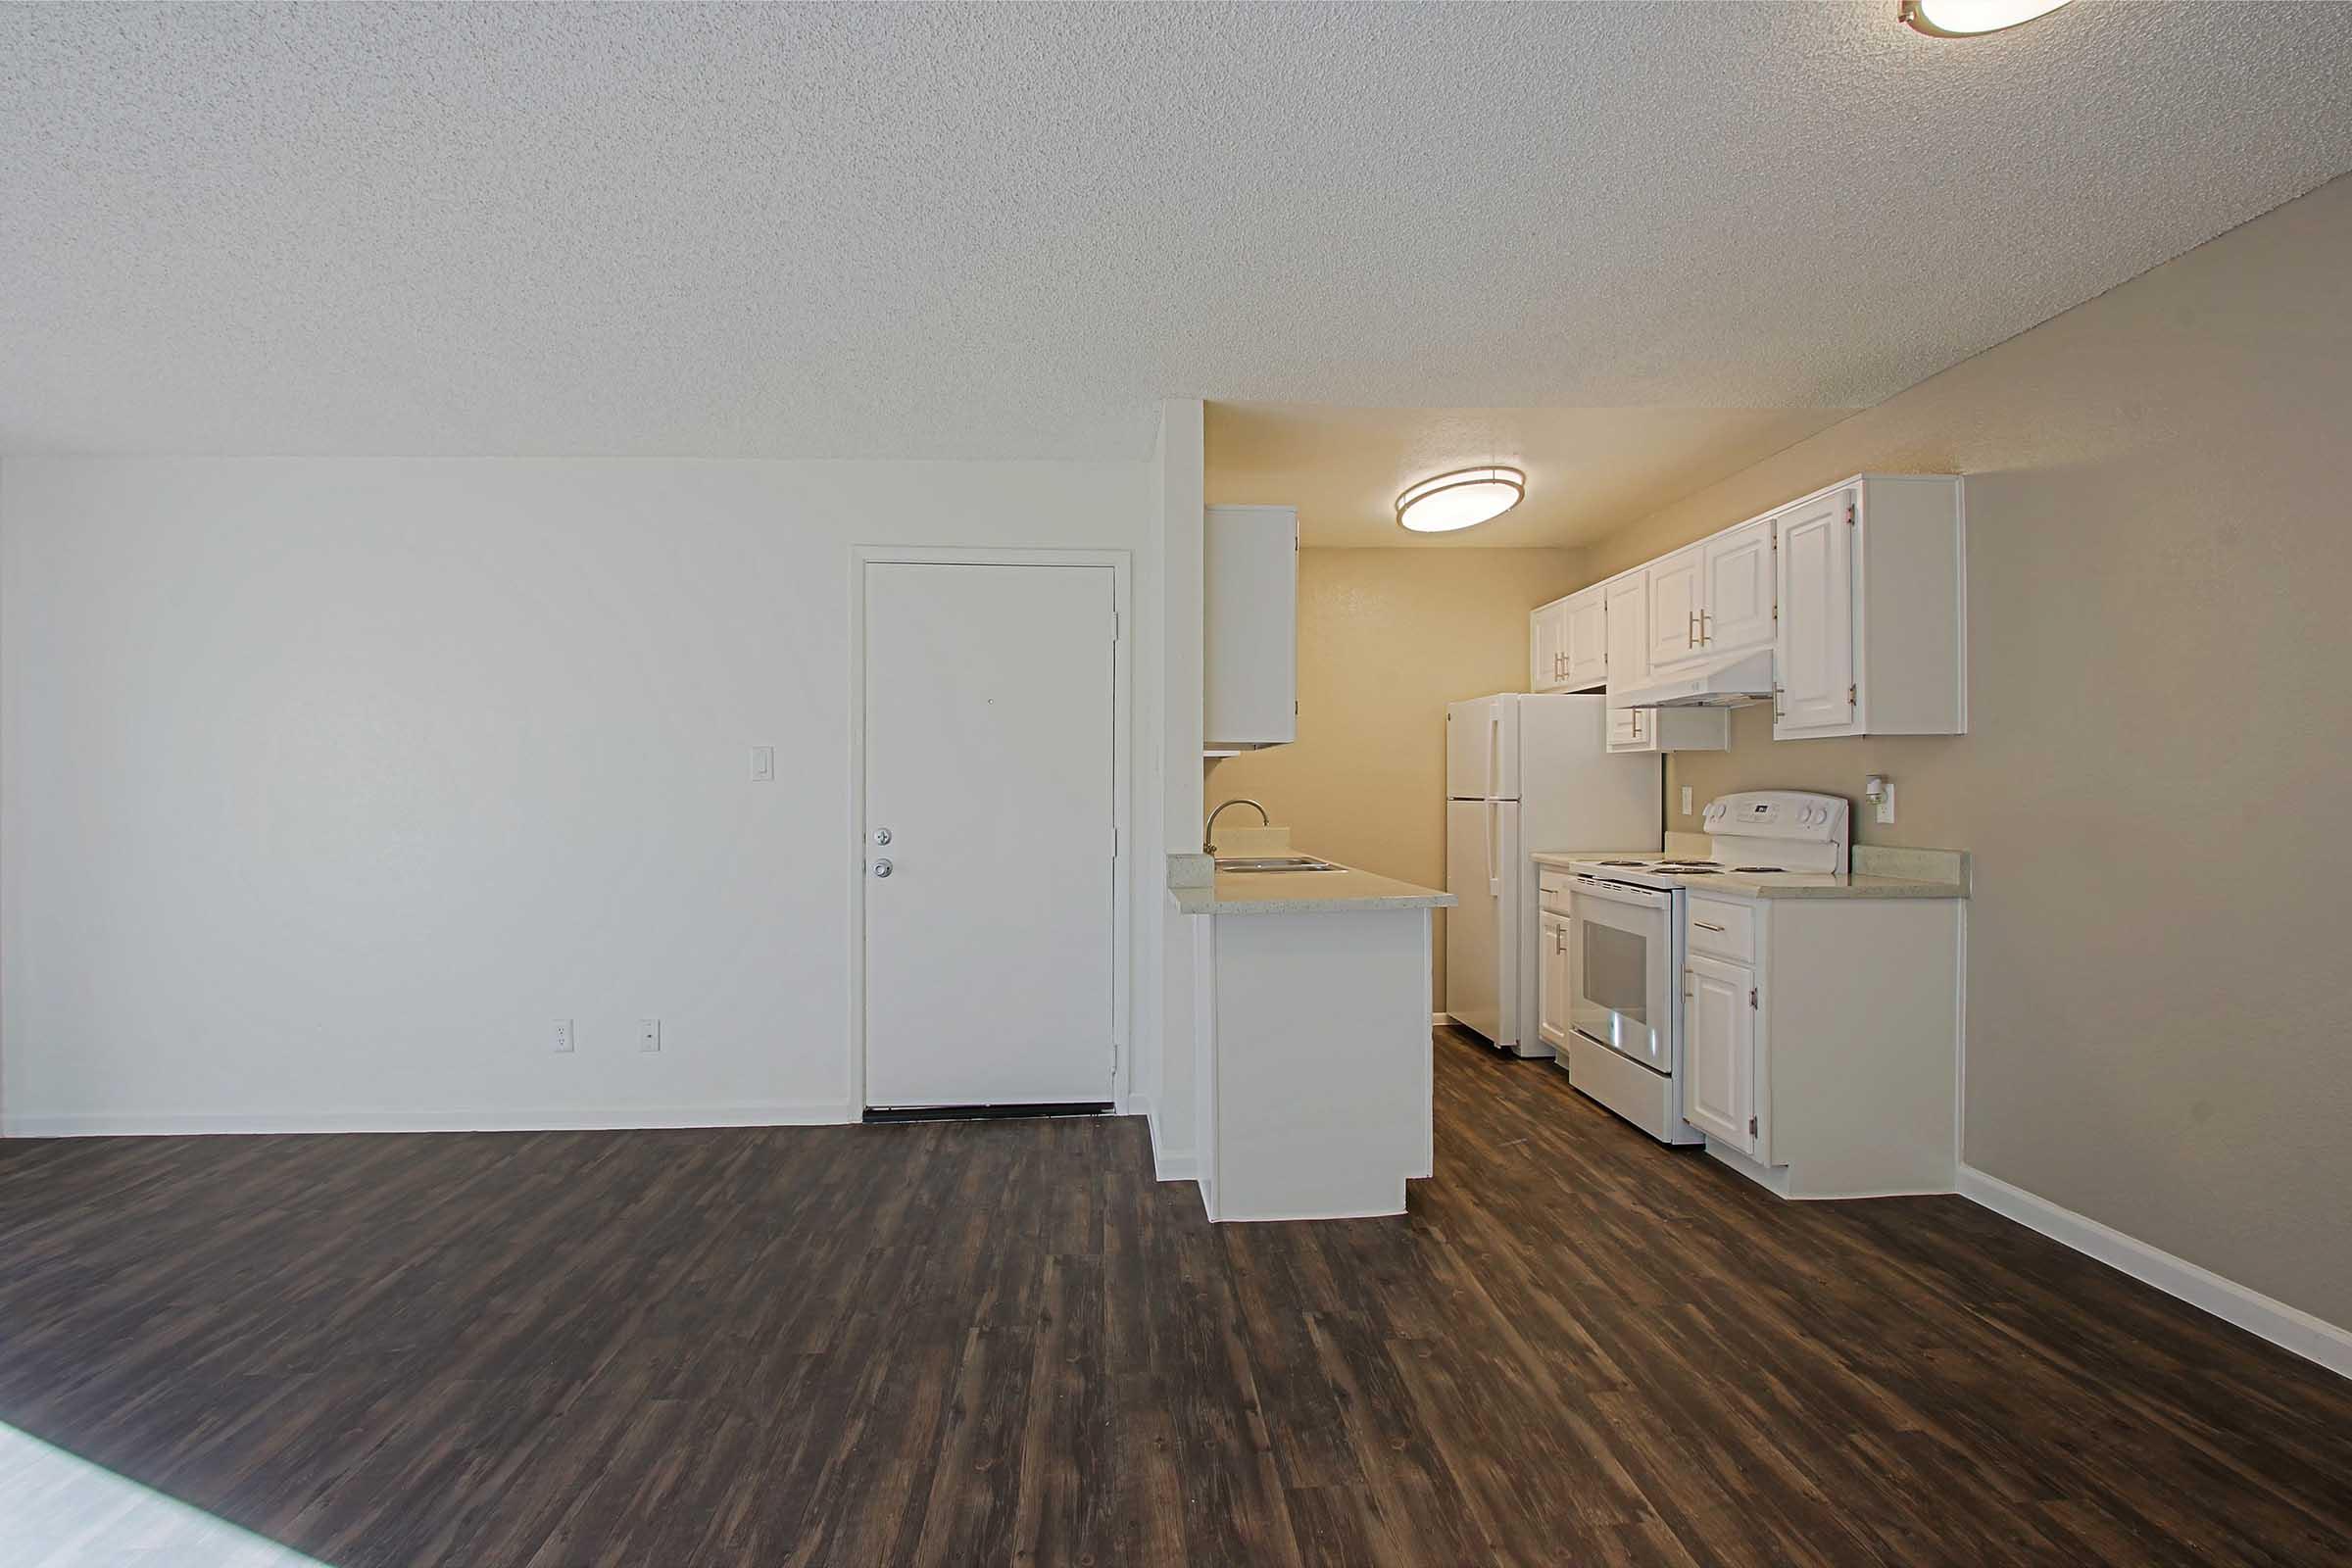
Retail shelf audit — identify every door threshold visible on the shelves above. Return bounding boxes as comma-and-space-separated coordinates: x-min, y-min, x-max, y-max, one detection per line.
863, 1102, 1112, 1125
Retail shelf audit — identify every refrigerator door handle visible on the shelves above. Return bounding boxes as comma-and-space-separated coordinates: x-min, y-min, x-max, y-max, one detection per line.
1488, 710, 1501, 799
1487, 801, 1501, 896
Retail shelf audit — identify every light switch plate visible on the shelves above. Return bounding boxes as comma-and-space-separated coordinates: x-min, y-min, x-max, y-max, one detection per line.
750, 746, 775, 782
1680, 785, 1693, 815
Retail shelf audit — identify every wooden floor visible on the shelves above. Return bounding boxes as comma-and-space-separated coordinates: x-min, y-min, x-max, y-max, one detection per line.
3, 1029, 2349, 1567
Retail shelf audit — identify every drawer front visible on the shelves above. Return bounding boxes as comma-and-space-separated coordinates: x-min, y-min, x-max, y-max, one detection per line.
1539, 868, 1575, 914
1686, 897, 1756, 962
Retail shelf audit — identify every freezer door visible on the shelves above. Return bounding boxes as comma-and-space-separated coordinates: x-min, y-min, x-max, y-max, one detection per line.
1444, 799, 1500, 1042
1446, 695, 1519, 800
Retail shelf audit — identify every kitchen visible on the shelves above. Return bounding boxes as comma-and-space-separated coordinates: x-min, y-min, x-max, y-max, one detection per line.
1189, 461, 1972, 1213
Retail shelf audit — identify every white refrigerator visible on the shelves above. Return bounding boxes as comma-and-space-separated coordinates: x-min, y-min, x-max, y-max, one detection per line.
1445, 693, 1660, 1056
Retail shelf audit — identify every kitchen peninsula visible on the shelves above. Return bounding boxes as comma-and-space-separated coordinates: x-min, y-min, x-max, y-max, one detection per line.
1170, 851, 1453, 1222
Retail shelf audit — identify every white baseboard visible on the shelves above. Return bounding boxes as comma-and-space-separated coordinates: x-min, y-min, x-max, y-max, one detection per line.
1, 1102, 857, 1138
1431, 1011, 1450, 1027
1140, 1101, 1196, 1182
1959, 1164, 2352, 1382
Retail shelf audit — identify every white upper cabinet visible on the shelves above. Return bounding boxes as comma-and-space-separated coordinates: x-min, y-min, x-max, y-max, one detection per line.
1603, 569, 1648, 693
1562, 586, 1609, 690
1651, 519, 1772, 671
1701, 516, 1775, 655
1772, 476, 1965, 741
1774, 490, 1856, 735
1646, 545, 1706, 669
1604, 566, 1726, 754
1529, 600, 1566, 691
1531, 586, 1607, 692
1204, 505, 1298, 752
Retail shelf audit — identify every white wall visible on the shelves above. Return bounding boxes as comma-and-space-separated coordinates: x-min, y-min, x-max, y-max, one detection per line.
0, 456, 1162, 1133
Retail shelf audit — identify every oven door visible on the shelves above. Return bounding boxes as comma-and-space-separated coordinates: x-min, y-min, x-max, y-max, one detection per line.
1567, 876, 1678, 1075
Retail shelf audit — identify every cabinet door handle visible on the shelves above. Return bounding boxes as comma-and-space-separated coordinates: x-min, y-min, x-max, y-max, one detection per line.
1687, 611, 1697, 648
1773, 684, 1785, 720
1698, 609, 1711, 645
1693, 921, 1727, 933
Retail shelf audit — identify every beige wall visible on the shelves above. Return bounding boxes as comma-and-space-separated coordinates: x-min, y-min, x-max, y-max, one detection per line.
1204, 548, 1586, 1003
1573, 173, 2352, 1329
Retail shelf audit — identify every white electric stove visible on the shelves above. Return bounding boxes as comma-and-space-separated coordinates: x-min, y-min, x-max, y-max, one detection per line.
1558, 791, 1850, 1144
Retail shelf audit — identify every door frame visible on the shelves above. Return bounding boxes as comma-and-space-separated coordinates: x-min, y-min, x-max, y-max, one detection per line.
846, 546, 1133, 1117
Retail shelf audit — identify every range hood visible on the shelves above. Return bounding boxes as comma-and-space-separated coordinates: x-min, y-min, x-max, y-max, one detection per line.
1614, 646, 1776, 710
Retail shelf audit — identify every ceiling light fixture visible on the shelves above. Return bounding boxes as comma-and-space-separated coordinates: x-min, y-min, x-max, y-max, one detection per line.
1396, 466, 1526, 534
1898, 0, 2073, 36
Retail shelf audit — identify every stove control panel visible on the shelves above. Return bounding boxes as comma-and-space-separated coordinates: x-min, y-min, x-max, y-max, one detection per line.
1701, 791, 1850, 842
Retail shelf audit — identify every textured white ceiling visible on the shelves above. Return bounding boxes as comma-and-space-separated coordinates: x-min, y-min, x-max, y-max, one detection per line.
5, 2, 2350, 459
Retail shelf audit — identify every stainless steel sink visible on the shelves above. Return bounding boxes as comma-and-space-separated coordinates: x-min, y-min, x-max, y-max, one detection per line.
1215, 856, 1344, 873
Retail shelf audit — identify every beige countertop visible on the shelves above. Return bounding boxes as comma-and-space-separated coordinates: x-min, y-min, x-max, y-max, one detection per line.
1529, 848, 1968, 901
1169, 856, 1455, 916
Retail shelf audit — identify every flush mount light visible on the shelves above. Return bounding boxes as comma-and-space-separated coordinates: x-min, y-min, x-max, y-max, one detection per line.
1898, 0, 2073, 36
1396, 466, 1526, 534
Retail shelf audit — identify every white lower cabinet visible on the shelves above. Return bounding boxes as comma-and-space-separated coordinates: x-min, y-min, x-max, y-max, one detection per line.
1681, 954, 1756, 1153
1538, 909, 1571, 1053
1681, 892, 1964, 1198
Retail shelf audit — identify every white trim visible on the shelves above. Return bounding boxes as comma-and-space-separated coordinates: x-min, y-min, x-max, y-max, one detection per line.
847, 546, 1134, 1118
3, 1102, 856, 1139
1141, 1098, 1196, 1182
1431, 1011, 1450, 1027
1213, 1203, 1405, 1223
1952, 902, 1969, 1175
1959, 1164, 2352, 1382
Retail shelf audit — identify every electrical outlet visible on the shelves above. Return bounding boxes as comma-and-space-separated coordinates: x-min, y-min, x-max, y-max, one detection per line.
638, 1017, 662, 1054
750, 745, 775, 782
553, 1018, 574, 1054
1866, 774, 1896, 825
1680, 785, 1693, 815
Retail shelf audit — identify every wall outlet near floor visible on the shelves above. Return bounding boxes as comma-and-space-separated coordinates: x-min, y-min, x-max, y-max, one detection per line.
750, 745, 775, 781
638, 1017, 662, 1053
553, 1018, 575, 1054
1680, 785, 1693, 815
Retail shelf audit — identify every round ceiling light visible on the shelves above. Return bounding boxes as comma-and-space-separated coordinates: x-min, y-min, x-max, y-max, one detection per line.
1898, 0, 2073, 36
1396, 466, 1526, 534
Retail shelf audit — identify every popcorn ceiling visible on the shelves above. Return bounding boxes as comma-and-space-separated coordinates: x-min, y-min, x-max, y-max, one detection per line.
3, 2, 2346, 459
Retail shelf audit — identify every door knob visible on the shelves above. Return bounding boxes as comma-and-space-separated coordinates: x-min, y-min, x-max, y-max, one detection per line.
872, 858, 894, 878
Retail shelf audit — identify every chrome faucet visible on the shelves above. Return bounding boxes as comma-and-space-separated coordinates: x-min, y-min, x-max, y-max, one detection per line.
1204, 798, 1270, 856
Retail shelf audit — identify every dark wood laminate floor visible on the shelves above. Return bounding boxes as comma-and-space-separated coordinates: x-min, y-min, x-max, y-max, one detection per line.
3, 1029, 2350, 1567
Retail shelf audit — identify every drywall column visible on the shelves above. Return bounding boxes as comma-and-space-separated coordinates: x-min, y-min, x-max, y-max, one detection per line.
1150, 399, 1204, 1177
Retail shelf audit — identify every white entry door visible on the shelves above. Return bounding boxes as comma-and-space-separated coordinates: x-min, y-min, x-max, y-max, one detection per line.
861, 561, 1117, 1109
